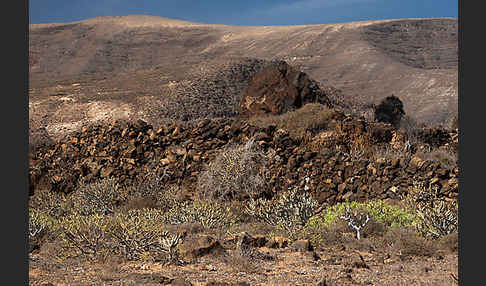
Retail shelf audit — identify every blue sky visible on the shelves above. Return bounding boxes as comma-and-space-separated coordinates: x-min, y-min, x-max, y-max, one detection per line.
29, 0, 458, 26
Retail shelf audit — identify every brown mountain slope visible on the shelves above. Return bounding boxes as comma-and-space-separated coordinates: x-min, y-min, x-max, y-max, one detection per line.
29, 15, 457, 140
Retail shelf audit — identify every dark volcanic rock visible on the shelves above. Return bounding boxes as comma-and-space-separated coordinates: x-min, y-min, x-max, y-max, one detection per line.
238, 61, 331, 117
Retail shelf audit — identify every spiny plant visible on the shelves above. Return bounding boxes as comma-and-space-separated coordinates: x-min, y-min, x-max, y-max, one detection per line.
29, 189, 71, 218
59, 213, 112, 259
163, 200, 238, 229
58, 209, 187, 263
403, 181, 458, 239
245, 185, 319, 231
109, 209, 185, 262
29, 208, 56, 243
71, 177, 126, 216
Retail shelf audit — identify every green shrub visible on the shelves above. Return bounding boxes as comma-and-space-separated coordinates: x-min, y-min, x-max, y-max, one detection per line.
303, 200, 416, 247
306, 200, 416, 230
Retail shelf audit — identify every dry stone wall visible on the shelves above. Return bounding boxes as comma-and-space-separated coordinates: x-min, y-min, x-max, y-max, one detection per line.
29, 114, 458, 205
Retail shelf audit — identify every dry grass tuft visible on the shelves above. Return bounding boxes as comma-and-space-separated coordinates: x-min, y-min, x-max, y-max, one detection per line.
222, 251, 262, 274
382, 227, 437, 259
249, 103, 342, 140
415, 148, 457, 171
437, 232, 458, 253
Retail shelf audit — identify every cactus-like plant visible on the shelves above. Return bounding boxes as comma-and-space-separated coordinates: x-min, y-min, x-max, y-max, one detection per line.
163, 200, 237, 229
246, 186, 318, 230
29, 208, 52, 241
404, 182, 458, 238
108, 209, 166, 260
60, 213, 111, 258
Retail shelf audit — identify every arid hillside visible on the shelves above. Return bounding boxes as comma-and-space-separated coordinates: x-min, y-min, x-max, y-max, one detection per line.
29, 15, 457, 143
28, 16, 459, 286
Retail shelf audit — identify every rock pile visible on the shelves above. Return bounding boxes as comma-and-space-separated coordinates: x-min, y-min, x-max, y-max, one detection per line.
29, 111, 458, 205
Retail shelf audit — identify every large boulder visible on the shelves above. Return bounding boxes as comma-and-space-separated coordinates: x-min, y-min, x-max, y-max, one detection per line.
238, 61, 331, 117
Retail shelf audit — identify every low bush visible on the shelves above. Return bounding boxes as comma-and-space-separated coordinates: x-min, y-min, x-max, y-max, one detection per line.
223, 251, 261, 274
120, 196, 158, 212
119, 182, 182, 213
415, 148, 457, 171
245, 186, 318, 232
59, 213, 113, 259
163, 200, 239, 229
371, 143, 411, 161
438, 232, 458, 253
404, 182, 458, 239
71, 177, 126, 216
198, 138, 270, 201
303, 200, 416, 248
399, 115, 422, 144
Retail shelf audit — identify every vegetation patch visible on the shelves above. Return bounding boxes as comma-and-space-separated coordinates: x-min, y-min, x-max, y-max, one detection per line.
248, 103, 342, 140
303, 199, 417, 248
306, 200, 416, 230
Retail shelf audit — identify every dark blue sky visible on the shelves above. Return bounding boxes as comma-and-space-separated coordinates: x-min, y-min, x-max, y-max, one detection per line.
29, 0, 458, 26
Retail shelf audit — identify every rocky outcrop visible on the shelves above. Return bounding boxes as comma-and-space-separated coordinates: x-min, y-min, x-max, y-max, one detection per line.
238, 61, 331, 117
